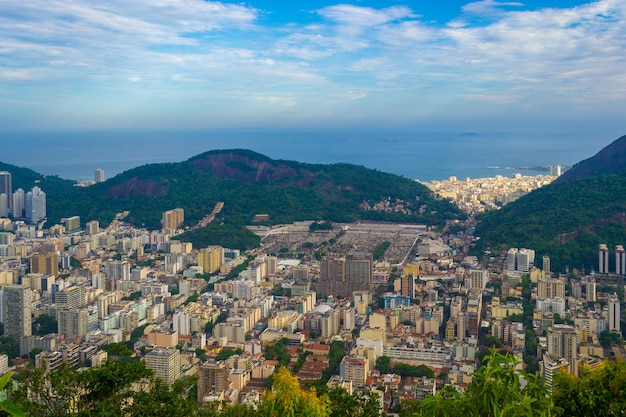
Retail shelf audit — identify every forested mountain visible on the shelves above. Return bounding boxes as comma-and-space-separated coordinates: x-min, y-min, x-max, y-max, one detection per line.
1, 149, 462, 229
556, 134, 626, 182
474, 135, 626, 273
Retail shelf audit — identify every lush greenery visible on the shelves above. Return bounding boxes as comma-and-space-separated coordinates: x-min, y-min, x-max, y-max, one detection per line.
2, 150, 462, 229
375, 356, 434, 378
174, 223, 260, 251
474, 171, 626, 273
5, 350, 626, 417
373, 241, 391, 260
32, 314, 58, 336
7, 360, 383, 417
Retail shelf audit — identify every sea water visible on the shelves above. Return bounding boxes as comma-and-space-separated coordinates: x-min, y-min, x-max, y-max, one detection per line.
0, 128, 605, 182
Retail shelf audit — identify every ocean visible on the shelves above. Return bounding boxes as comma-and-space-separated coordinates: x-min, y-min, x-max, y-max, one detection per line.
0, 128, 606, 182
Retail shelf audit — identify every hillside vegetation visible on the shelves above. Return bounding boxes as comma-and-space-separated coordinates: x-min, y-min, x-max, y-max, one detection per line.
474, 171, 626, 273
5, 351, 626, 417
2, 149, 463, 229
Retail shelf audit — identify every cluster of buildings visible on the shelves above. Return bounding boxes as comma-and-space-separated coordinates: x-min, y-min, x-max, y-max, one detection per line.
0, 166, 624, 412
423, 173, 556, 213
0, 171, 46, 223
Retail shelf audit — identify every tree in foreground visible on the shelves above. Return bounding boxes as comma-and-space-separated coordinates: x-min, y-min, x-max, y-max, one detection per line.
259, 366, 330, 417
413, 350, 556, 417
552, 359, 626, 417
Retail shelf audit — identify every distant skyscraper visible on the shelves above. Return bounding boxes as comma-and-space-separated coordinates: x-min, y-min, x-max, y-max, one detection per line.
616, 245, 625, 275
12, 188, 24, 219
0, 172, 12, 212
547, 325, 579, 376
0, 193, 7, 218
161, 208, 184, 233
598, 244, 609, 274
25, 186, 46, 223
401, 274, 415, 298
94, 168, 105, 183
550, 165, 562, 176
145, 348, 181, 386
543, 256, 551, 274
608, 293, 621, 333
85, 220, 100, 235
3, 285, 32, 341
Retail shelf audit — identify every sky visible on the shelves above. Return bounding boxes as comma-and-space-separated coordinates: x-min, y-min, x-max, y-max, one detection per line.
1, 0, 625, 134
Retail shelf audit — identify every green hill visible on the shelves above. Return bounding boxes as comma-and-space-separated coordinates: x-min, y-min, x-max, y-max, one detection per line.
474, 169, 626, 273
2, 149, 463, 229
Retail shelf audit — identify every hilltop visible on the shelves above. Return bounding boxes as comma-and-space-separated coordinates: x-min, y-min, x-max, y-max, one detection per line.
474, 134, 626, 273
2, 149, 463, 229
556, 134, 626, 182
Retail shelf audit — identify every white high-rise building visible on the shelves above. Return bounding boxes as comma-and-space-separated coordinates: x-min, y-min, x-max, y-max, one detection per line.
599, 244, 609, 274
173, 310, 190, 336
516, 249, 535, 273
25, 186, 46, 223
0, 172, 11, 212
104, 260, 131, 281
608, 293, 620, 333
616, 245, 625, 276
0, 193, 7, 217
2, 285, 32, 341
94, 168, 105, 183
506, 248, 518, 271
12, 188, 24, 219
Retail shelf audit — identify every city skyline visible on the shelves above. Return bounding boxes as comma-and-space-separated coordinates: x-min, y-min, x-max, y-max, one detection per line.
1, 0, 625, 137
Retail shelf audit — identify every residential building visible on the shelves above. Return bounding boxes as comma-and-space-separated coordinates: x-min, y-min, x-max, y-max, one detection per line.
25, 186, 46, 223
30, 253, 59, 277
145, 348, 181, 386
0, 172, 11, 212
608, 293, 620, 333
599, 244, 609, 274
3, 285, 32, 341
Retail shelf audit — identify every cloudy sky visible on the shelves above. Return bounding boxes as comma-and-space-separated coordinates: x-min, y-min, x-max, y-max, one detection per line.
1, 0, 624, 133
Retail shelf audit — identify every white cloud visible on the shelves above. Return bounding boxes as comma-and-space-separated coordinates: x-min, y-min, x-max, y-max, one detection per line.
462, 0, 524, 15
0, 0, 625, 128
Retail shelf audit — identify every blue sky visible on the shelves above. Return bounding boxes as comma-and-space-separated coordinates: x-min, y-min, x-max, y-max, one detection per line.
0, 0, 624, 134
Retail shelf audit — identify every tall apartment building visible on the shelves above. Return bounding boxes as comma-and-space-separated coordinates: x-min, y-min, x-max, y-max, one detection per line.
0, 172, 12, 212
105, 260, 131, 281
12, 188, 24, 218
198, 246, 223, 274
0, 193, 8, 218
197, 361, 231, 401
25, 186, 46, 223
145, 348, 181, 386
608, 293, 621, 333
85, 220, 100, 235
62, 216, 81, 232
94, 168, 105, 183
507, 248, 535, 273
542, 256, 551, 274
3, 285, 32, 341
56, 285, 86, 309
585, 279, 596, 302
467, 269, 488, 290
58, 308, 97, 340
30, 253, 59, 277
339, 355, 369, 387
344, 252, 372, 295
401, 274, 415, 298
316, 257, 346, 297
616, 245, 625, 275
547, 325, 579, 376
162, 208, 184, 233
537, 277, 565, 299
599, 244, 609, 274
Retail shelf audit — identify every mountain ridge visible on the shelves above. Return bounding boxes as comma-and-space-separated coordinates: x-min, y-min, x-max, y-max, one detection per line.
1, 149, 463, 229
556, 134, 626, 182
